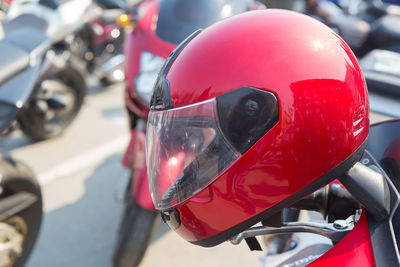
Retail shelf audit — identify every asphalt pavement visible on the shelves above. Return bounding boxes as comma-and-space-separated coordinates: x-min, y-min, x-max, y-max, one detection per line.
3, 82, 130, 267
0, 81, 397, 267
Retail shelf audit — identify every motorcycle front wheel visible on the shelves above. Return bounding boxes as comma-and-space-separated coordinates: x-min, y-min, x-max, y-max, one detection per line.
113, 193, 160, 267
19, 63, 86, 141
0, 157, 42, 267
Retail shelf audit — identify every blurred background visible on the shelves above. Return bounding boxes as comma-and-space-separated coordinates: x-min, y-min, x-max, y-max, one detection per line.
0, 0, 398, 266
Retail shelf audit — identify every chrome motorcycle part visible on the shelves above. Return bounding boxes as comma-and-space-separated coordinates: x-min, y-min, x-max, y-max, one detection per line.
230, 215, 357, 245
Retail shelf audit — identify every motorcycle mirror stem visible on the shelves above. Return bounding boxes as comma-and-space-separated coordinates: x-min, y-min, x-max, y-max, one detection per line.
339, 162, 390, 221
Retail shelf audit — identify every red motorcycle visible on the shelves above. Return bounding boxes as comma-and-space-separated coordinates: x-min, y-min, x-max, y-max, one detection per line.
144, 9, 400, 267
306, 119, 400, 266
114, 0, 265, 266
258, 119, 400, 266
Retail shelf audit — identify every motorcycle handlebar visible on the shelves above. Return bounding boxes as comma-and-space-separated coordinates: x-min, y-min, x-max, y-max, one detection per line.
291, 183, 361, 222
292, 162, 391, 222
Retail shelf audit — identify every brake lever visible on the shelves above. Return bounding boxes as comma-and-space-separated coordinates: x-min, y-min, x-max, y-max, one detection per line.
230, 215, 356, 245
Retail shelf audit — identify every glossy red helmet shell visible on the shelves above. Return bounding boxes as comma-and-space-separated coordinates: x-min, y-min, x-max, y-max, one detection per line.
148, 10, 369, 247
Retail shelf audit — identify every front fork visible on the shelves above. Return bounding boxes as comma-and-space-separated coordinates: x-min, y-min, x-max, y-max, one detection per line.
121, 118, 155, 211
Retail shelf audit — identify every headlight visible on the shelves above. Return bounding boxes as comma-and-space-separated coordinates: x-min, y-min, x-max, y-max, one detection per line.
135, 52, 166, 105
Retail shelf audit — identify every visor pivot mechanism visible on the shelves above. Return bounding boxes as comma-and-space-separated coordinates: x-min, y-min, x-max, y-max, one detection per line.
245, 100, 259, 116
161, 208, 181, 230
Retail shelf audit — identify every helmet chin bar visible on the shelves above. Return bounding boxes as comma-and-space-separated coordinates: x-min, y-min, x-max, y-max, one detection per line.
230, 214, 357, 245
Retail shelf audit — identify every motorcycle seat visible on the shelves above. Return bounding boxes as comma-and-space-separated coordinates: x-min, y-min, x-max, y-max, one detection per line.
329, 16, 370, 49
2, 28, 51, 59
0, 42, 29, 86
370, 15, 400, 45
0, 27, 51, 85
3, 14, 48, 34
364, 70, 400, 97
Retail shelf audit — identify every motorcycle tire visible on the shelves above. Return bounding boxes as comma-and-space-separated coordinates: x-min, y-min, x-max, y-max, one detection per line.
19, 63, 86, 141
0, 157, 42, 267
113, 195, 160, 267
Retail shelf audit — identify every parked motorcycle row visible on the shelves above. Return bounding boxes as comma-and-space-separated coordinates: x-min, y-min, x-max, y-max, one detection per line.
0, 0, 400, 266
302, 0, 400, 98
0, 0, 128, 265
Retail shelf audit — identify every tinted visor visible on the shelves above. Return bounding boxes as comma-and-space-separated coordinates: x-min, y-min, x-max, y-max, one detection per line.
156, 0, 250, 44
146, 98, 241, 210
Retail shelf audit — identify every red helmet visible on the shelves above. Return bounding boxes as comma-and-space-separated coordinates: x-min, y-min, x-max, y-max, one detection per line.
146, 10, 369, 247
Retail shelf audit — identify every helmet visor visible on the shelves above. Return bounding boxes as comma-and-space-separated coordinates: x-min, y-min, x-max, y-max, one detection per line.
146, 98, 241, 210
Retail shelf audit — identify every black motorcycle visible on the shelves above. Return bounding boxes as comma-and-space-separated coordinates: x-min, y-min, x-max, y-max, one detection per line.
305, 0, 400, 98
0, 155, 42, 267
0, 15, 86, 141
76, 0, 131, 86
0, 26, 49, 267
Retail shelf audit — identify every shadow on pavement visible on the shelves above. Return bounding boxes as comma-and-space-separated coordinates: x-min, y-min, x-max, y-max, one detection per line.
27, 154, 124, 267
26, 153, 170, 267
0, 81, 124, 153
